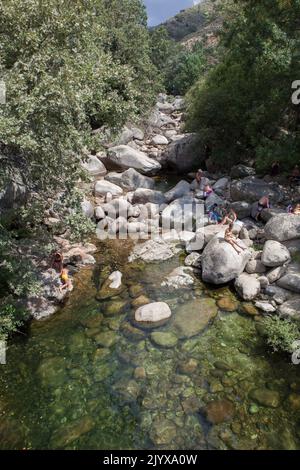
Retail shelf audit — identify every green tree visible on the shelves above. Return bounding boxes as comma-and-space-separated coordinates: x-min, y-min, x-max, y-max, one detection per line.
186, 0, 300, 170
0, 0, 159, 339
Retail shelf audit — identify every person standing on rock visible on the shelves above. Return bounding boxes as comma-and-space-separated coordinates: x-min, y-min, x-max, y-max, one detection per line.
190, 169, 210, 196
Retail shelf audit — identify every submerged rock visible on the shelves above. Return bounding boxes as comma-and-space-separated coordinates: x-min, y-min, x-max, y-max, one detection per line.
161, 266, 194, 290
217, 297, 238, 312
149, 418, 177, 446
134, 302, 172, 325
128, 239, 180, 263
104, 299, 127, 316
96, 271, 125, 300
150, 332, 178, 348
203, 399, 235, 424
94, 331, 117, 348
37, 357, 68, 387
51, 415, 94, 448
249, 388, 281, 408
173, 298, 217, 338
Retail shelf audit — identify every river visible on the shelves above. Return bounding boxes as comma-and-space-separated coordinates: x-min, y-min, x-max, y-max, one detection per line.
0, 236, 300, 450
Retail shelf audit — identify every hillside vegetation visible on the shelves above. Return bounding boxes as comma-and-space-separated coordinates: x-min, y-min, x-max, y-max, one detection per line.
155, 0, 223, 47
186, 0, 300, 172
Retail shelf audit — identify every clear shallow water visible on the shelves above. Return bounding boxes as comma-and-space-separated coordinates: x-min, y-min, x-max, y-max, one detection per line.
0, 239, 300, 450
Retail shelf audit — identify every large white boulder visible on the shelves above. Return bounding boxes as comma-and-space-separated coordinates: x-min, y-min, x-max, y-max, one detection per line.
81, 198, 94, 218
261, 240, 291, 267
152, 134, 169, 145
94, 180, 123, 197
105, 168, 154, 191
82, 155, 107, 178
164, 180, 191, 203
230, 177, 284, 203
107, 145, 161, 175
132, 188, 167, 205
277, 263, 300, 293
264, 214, 300, 242
235, 273, 261, 300
162, 134, 205, 173
202, 236, 251, 284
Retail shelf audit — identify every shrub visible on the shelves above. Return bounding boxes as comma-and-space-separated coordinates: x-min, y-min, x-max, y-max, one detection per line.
261, 315, 300, 354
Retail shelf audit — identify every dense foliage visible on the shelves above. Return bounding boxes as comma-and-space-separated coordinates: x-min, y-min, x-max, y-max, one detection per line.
186, 0, 300, 171
150, 27, 209, 95
0, 0, 159, 339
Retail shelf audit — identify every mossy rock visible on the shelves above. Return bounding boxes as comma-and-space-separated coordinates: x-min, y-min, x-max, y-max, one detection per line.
94, 331, 117, 348
80, 313, 103, 329
249, 388, 281, 408
150, 332, 178, 348
129, 284, 144, 298
96, 277, 126, 300
51, 416, 94, 448
37, 357, 68, 388
103, 300, 128, 317
131, 295, 150, 308
120, 322, 146, 340
173, 298, 218, 339
241, 303, 259, 316
217, 297, 239, 312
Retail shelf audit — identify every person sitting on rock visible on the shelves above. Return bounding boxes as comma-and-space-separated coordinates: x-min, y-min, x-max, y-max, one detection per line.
221, 208, 237, 226
203, 184, 214, 199
251, 195, 270, 221
60, 266, 73, 292
190, 169, 210, 194
51, 251, 63, 273
289, 165, 300, 183
224, 223, 246, 254
208, 204, 222, 224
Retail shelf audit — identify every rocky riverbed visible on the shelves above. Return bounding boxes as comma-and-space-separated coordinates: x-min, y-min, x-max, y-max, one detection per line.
1, 239, 300, 450
1, 94, 300, 450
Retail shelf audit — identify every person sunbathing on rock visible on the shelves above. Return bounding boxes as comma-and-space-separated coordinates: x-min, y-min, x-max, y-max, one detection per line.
60, 266, 73, 292
224, 223, 246, 254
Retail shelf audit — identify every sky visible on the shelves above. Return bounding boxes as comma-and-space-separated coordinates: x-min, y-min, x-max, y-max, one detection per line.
143, 0, 202, 27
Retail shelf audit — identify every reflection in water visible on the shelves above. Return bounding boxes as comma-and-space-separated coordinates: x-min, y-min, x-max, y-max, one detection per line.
0, 240, 300, 450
